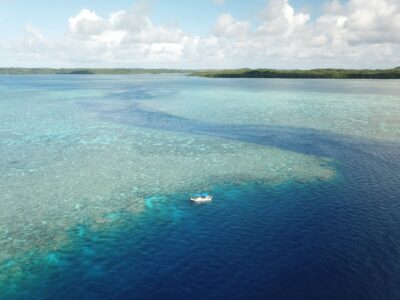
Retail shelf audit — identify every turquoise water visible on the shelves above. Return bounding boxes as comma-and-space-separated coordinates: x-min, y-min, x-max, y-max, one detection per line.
0, 75, 399, 299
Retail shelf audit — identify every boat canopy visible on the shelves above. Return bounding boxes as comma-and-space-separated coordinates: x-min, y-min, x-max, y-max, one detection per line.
193, 193, 209, 197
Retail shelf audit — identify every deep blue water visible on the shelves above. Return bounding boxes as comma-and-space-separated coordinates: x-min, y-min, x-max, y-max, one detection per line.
1, 76, 400, 299
9, 131, 400, 300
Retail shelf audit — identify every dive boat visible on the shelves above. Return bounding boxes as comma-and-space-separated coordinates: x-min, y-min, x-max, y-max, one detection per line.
190, 193, 213, 203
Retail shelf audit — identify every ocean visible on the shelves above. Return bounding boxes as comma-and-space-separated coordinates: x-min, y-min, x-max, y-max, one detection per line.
0, 75, 399, 299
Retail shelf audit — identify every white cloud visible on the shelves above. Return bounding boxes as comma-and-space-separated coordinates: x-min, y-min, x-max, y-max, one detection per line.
2, 0, 400, 68
342, 0, 400, 45
68, 9, 105, 36
213, 13, 250, 39
258, 0, 310, 37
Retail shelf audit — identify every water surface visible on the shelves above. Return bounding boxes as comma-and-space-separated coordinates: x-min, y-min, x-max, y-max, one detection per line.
0, 75, 399, 299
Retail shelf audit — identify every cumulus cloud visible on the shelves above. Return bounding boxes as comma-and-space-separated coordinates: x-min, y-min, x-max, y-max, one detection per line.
341, 0, 400, 45
68, 9, 106, 37
2, 0, 400, 68
213, 13, 250, 39
258, 0, 310, 37
61, 4, 187, 65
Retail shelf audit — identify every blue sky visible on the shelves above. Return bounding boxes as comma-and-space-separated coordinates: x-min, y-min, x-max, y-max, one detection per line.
0, 0, 399, 68
0, 0, 322, 37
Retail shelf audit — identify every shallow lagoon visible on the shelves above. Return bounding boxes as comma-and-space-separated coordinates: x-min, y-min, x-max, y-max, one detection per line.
0, 75, 399, 299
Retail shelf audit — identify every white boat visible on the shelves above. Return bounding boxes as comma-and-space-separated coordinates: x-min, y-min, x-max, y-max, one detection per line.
190, 193, 213, 203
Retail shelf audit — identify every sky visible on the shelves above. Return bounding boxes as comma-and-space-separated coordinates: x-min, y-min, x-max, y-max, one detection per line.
0, 0, 399, 69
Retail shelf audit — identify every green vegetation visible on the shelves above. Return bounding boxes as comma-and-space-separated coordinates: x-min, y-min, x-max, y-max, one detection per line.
0, 68, 190, 75
191, 67, 400, 79
1, 67, 399, 78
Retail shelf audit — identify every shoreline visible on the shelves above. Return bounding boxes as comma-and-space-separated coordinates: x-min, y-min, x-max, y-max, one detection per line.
1, 67, 400, 79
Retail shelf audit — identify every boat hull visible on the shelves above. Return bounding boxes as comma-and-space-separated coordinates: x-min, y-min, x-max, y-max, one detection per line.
190, 196, 213, 203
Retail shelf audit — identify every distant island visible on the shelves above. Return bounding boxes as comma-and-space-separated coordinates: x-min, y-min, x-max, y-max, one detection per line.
1, 67, 400, 79
191, 67, 400, 79
0, 68, 190, 75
